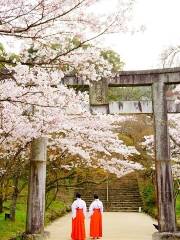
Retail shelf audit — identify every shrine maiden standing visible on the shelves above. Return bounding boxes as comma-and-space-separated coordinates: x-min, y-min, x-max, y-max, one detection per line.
71, 193, 87, 240
89, 194, 103, 239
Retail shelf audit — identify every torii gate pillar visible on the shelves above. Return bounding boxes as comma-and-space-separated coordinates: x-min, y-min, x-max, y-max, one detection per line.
152, 78, 176, 232
152, 79, 179, 239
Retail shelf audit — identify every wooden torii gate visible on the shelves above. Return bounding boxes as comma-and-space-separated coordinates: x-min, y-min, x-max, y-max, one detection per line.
26, 68, 180, 240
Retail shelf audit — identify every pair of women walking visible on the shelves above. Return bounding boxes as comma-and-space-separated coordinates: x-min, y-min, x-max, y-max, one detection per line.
71, 193, 103, 240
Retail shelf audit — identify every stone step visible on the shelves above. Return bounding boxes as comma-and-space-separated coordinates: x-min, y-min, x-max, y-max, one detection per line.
84, 199, 142, 203
107, 206, 141, 210
109, 197, 142, 201
81, 187, 140, 191
84, 199, 142, 202
83, 191, 139, 195
84, 200, 142, 205
106, 209, 139, 212
83, 193, 141, 196
82, 193, 141, 197
86, 204, 142, 208
82, 197, 142, 201
83, 198, 142, 202
108, 201, 142, 204
85, 202, 143, 207
80, 185, 139, 188
82, 192, 142, 196
107, 204, 142, 207
81, 192, 140, 196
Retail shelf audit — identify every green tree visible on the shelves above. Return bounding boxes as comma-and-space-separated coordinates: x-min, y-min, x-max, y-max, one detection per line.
101, 49, 124, 72
108, 86, 152, 101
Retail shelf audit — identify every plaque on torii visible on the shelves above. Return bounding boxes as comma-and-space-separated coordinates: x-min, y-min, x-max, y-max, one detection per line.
63, 67, 180, 239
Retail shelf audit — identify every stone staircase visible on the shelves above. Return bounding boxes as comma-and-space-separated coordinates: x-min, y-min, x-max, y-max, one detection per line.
77, 173, 143, 212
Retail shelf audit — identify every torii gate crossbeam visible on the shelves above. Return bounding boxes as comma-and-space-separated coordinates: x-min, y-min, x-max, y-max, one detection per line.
62, 67, 180, 86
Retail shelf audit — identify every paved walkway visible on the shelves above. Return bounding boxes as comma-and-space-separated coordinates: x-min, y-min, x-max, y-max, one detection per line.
46, 212, 157, 240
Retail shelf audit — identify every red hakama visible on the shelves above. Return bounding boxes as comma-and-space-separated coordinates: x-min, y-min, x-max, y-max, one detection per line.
71, 208, 86, 240
90, 209, 102, 238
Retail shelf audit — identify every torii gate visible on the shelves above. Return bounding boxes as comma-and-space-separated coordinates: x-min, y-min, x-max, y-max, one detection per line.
26, 68, 180, 240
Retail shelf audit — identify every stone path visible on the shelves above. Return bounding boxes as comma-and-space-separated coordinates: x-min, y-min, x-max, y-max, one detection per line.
46, 212, 157, 240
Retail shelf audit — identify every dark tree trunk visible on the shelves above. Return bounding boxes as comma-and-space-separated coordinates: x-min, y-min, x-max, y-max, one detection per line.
0, 194, 3, 213
0, 181, 3, 213
10, 176, 19, 221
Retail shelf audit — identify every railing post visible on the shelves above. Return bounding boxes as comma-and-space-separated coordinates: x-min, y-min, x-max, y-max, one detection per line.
106, 177, 109, 202
152, 76, 176, 233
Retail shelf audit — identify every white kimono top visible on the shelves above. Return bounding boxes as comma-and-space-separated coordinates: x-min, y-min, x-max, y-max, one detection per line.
71, 198, 87, 219
89, 199, 103, 217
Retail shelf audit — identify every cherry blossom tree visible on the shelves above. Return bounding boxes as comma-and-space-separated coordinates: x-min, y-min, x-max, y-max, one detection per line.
0, 0, 134, 39
0, 62, 142, 175
142, 125, 180, 193
0, 0, 135, 68
0, 0, 140, 178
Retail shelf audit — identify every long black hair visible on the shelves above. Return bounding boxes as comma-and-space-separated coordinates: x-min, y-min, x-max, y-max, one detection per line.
94, 194, 98, 199
76, 192, 81, 198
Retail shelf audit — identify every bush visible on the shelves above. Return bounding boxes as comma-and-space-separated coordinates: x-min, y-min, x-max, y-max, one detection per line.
141, 182, 157, 218
45, 200, 70, 224
137, 171, 157, 218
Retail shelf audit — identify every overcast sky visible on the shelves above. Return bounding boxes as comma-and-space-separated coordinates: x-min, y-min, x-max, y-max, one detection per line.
1, 0, 180, 71
102, 0, 180, 70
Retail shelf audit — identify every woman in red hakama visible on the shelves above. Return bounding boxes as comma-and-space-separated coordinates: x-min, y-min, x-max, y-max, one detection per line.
89, 194, 103, 239
71, 193, 86, 240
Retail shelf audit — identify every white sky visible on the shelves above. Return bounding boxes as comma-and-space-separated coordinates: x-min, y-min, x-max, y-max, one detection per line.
1, 0, 180, 71
101, 0, 180, 70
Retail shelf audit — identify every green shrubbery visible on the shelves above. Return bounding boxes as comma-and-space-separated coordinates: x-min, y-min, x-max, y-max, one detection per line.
140, 181, 157, 218
138, 171, 180, 228
137, 171, 157, 218
45, 200, 70, 224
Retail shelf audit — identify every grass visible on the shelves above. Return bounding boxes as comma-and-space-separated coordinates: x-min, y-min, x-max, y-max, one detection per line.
0, 201, 26, 240
0, 197, 69, 240
176, 195, 180, 226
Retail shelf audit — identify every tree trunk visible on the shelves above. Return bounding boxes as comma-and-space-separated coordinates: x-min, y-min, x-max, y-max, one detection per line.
0, 194, 3, 213
0, 182, 4, 213
10, 176, 19, 221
